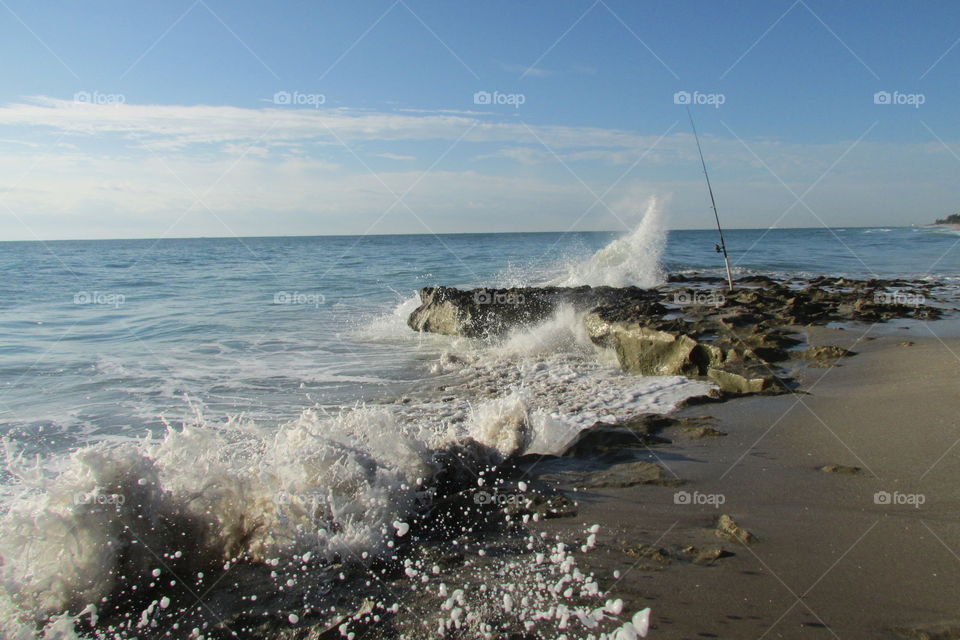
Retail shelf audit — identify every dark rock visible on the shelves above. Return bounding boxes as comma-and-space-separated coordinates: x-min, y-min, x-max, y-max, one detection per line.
561, 414, 722, 457
561, 421, 670, 458
406, 277, 946, 396
540, 460, 679, 489
407, 285, 663, 338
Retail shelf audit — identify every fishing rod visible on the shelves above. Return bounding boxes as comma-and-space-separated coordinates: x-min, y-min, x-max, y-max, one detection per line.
687, 109, 734, 291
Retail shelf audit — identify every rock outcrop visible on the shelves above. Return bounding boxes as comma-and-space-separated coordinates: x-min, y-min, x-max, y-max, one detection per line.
715, 514, 757, 545
407, 276, 946, 395
406, 285, 662, 338
582, 308, 781, 394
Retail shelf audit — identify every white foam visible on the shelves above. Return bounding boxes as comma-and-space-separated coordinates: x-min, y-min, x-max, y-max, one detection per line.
0, 362, 707, 637
0, 408, 435, 638
355, 294, 423, 342
555, 196, 667, 288
493, 304, 599, 359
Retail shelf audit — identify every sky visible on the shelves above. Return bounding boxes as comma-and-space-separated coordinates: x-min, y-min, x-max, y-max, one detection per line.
1, 0, 959, 240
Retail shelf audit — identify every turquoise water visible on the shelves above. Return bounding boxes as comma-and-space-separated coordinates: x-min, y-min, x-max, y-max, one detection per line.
0, 226, 957, 453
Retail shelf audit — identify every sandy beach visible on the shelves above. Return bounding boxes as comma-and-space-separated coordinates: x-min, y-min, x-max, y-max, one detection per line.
528, 327, 960, 638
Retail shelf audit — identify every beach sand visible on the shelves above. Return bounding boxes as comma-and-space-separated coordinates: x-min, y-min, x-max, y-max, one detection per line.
531, 329, 960, 639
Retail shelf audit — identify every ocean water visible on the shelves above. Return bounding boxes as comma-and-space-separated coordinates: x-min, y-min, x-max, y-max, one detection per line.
1, 203, 958, 638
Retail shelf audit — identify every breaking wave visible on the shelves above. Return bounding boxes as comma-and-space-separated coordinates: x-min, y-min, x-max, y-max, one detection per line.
0, 203, 699, 639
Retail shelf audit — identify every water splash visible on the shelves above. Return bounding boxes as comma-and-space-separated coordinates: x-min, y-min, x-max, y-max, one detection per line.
555, 195, 667, 288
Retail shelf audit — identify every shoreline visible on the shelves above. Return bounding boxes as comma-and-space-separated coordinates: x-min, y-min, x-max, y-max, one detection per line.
531, 330, 960, 638
6, 275, 958, 639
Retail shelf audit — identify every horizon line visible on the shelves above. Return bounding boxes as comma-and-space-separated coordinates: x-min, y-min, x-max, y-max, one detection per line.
0, 224, 927, 244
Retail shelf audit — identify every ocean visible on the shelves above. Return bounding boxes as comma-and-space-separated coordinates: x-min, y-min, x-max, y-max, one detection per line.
1, 202, 958, 638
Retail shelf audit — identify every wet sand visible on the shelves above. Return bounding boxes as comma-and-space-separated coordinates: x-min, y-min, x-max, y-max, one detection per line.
533, 329, 960, 639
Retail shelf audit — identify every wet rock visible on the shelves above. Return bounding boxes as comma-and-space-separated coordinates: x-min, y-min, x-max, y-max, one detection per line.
406, 277, 946, 396
621, 543, 673, 567
706, 367, 778, 395
407, 285, 663, 338
818, 464, 862, 475
582, 315, 710, 378
681, 426, 728, 439
562, 414, 725, 454
620, 542, 732, 568
561, 421, 670, 459
541, 460, 679, 489
580, 460, 679, 488
803, 345, 854, 359
688, 545, 733, 566
715, 514, 757, 545
502, 491, 578, 519
583, 312, 782, 395
613, 413, 690, 436
798, 345, 855, 367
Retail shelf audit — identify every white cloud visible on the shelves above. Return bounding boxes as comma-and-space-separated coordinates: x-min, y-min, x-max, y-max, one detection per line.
0, 96, 663, 154
0, 96, 956, 240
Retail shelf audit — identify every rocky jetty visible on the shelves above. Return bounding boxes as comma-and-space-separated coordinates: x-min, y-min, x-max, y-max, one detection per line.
408, 275, 945, 395
406, 285, 663, 338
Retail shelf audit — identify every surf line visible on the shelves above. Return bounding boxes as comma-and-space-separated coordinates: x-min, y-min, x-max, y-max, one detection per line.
687, 108, 734, 291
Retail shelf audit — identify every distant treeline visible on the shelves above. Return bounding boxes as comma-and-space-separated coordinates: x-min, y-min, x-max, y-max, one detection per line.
935, 213, 960, 224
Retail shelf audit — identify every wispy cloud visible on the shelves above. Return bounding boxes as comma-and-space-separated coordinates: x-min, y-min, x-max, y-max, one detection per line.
0, 96, 657, 153
370, 152, 416, 161
499, 61, 555, 77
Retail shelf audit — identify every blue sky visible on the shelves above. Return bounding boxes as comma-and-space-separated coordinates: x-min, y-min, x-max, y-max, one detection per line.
1, 0, 958, 240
